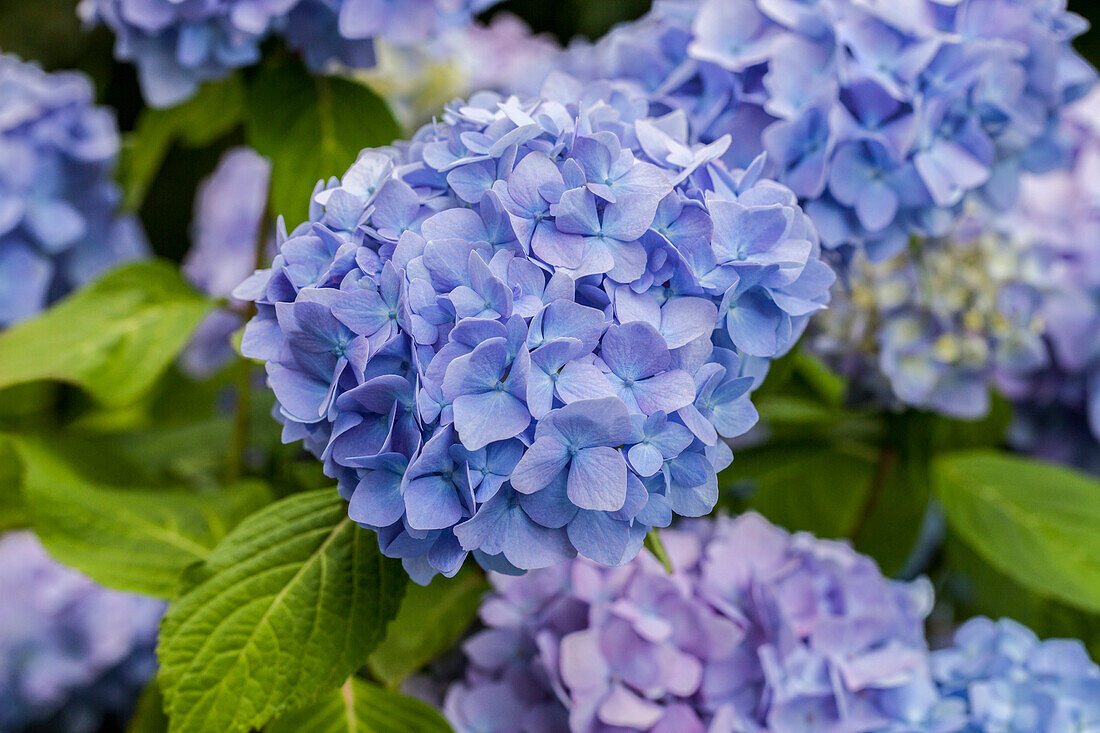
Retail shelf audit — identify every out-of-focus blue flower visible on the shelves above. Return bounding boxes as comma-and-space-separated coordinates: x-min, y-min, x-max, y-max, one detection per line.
809, 213, 1051, 419
0, 55, 147, 329
180, 146, 271, 378
996, 91, 1100, 459
445, 512, 944, 733
359, 13, 562, 128
932, 617, 1100, 732
78, 0, 504, 108
237, 80, 831, 582
549, 0, 1094, 262
0, 531, 164, 733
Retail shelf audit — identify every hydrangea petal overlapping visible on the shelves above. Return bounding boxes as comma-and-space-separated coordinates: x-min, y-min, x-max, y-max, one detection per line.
237, 79, 833, 583
0, 55, 147, 328
808, 213, 1050, 419
552, 0, 1095, 262
78, 0, 504, 107
0, 532, 164, 733
444, 513, 945, 733
931, 617, 1100, 731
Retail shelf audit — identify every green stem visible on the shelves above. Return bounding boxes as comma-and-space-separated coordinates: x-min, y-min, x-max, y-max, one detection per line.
227, 355, 251, 482
645, 529, 675, 575
849, 439, 898, 543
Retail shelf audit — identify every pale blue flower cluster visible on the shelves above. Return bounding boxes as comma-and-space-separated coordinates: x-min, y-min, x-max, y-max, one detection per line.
78, 0, 503, 107
181, 146, 272, 378
808, 213, 1050, 419
997, 90, 1100, 459
237, 79, 832, 583
931, 617, 1100, 731
445, 513, 945, 733
554, 0, 1095, 261
0, 532, 163, 733
0, 55, 147, 329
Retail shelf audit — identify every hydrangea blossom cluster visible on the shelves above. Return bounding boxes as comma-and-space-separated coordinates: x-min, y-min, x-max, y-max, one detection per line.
931, 617, 1100, 731
996, 91, 1100, 457
0, 532, 163, 733
0, 55, 147, 329
553, 0, 1095, 261
181, 146, 272, 378
444, 512, 944, 733
238, 79, 832, 582
78, 0, 504, 108
808, 214, 1050, 418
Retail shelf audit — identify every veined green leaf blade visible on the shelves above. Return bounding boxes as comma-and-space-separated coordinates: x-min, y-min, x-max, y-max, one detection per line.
14, 438, 271, 597
158, 489, 407, 733
268, 678, 452, 733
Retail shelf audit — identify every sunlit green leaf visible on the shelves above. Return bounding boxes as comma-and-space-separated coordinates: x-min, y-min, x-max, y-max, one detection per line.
158, 489, 406, 733
0, 261, 213, 406
935, 450, 1100, 612
268, 678, 452, 733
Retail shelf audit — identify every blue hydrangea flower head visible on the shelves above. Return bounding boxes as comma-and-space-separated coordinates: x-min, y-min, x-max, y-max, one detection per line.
0, 55, 147, 328
181, 146, 272, 377
932, 617, 1100, 731
238, 78, 832, 582
0, 531, 164, 733
444, 512, 942, 732
79, 0, 505, 107
550, 0, 1095, 262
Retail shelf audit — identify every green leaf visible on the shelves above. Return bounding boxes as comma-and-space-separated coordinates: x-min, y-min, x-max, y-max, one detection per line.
728, 442, 878, 539
943, 538, 1100, 659
158, 489, 407, 733
128, 681, 169, 733
246, 58, 401, 225
0, 436, 26, 531
790, 351, 846, 407
934, 450, 1100, 612
14, 439, 272, 597
268, 678, 452, 733
849, 412, 935, 575
119, 77, 246, 210
0, 261, 214, 406
367, 567, 487, 686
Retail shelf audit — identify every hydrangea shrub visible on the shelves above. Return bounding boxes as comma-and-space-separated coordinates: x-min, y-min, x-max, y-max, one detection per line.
237, 79, 833, 582
79, 0, 504, 107
553, 0, 1095, 261
444, 513, 944, 733
0, 55, 146, 328
0, 531, 164, 733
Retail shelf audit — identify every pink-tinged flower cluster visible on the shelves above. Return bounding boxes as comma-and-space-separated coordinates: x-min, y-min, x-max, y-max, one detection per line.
446, 513, 942, 733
